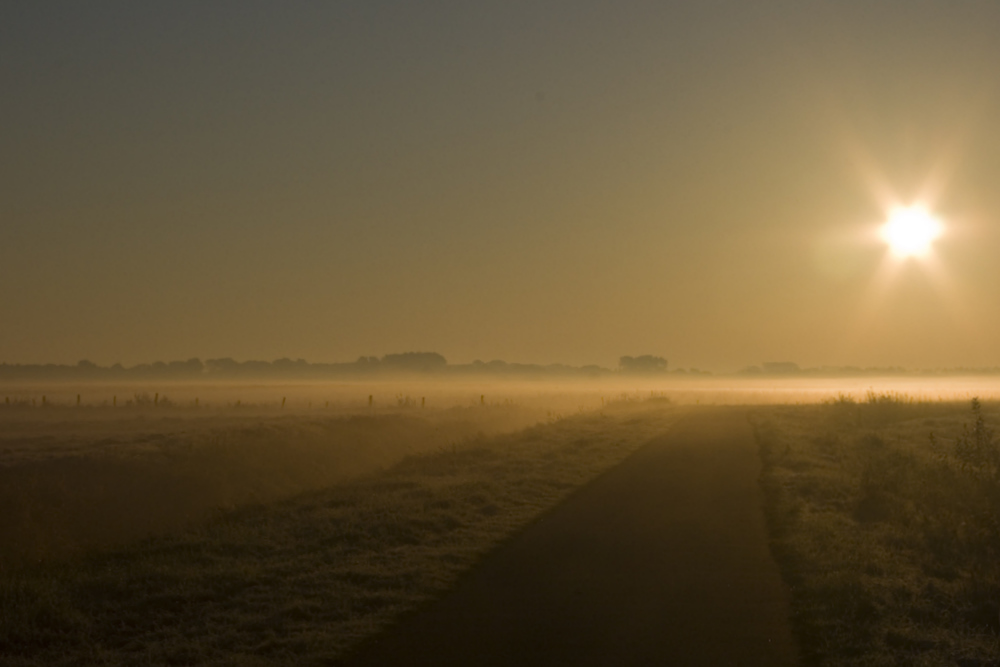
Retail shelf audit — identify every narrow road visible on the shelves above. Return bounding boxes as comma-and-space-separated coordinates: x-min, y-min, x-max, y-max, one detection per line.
339, 408, 798, 666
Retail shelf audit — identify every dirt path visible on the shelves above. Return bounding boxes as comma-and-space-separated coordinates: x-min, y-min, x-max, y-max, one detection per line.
339, 408, 798, 666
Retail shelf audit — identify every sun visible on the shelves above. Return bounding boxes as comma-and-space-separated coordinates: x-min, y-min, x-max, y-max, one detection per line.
880, 205, 943, 258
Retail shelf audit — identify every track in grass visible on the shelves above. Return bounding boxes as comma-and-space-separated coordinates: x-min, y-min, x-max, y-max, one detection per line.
0, 404, 679, 666
340, 408, 798, 666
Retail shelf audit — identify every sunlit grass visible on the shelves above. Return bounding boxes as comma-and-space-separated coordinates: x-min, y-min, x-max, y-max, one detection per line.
0, 402, 679, 665
754, 395, 1000, 665
0, 407, 550, 568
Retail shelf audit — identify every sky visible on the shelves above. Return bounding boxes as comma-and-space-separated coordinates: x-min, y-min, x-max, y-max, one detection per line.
3, 1, 1000, 371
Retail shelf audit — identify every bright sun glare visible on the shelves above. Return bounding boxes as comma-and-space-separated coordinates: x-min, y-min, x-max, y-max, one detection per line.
880, 205, 943, 258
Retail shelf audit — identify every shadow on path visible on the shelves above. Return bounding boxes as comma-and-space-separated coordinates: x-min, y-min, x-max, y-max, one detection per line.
339, 407, 799, 666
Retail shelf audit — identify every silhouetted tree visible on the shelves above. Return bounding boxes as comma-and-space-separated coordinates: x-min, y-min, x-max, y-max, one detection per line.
620, 355, 668, 374
381, 352, 447, 372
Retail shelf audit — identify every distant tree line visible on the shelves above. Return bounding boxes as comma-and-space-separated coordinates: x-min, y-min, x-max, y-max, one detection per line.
0, 353, 585, 380
5, 355, 992, 380
736, 362, 1000, 377
0, 352, 721, 380
0, 354, 448, 380
619, 355, 668, 374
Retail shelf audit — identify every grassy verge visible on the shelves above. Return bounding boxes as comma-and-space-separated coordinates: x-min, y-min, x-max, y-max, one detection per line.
0, 407, 547, 568
754, 396, 1000, 666
1, 402, 678, 666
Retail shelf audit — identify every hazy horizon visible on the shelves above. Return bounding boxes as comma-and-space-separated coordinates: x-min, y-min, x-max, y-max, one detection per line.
9, 352, 1000, 377
5, 2, 1000, 370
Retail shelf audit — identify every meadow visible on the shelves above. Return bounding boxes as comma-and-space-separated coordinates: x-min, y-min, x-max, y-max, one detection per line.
7, 377, 1000, 665
0, 405, 556, 569
754, 395, 1000, 665
0, 384, 680, 666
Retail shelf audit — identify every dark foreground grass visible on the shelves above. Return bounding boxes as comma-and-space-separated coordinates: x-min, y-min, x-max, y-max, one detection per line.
1, 403, 678, 666
0, 407, 546, 568
754, 396, 1000, 666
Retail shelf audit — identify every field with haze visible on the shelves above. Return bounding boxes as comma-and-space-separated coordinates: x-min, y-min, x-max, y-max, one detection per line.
755, 394, 1000, 665
7, 2, 1000, 664
3, 377, 1000, 664
0, 379, 685, 664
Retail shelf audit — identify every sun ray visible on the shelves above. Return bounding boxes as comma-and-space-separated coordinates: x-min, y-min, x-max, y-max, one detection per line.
880, 205, 943, 258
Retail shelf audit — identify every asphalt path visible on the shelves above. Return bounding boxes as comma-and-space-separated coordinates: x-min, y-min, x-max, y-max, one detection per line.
339, 408, 799, 666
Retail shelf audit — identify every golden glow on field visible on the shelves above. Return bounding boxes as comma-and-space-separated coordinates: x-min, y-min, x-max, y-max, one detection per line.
880, 205, 943, 258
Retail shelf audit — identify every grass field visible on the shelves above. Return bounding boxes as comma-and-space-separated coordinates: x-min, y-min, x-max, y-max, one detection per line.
754, 395, 1000, 666
0, 399, 679, 666
0, 403, 554, 569
11, 378, 1000, 666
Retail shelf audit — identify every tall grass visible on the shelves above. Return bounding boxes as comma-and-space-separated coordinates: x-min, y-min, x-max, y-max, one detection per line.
0, 402, 679, 666
756, 396, 1000, 665
0, 408, 550, 569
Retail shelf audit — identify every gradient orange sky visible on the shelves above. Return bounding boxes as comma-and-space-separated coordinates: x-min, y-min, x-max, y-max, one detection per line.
3, 2, 1000, 371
